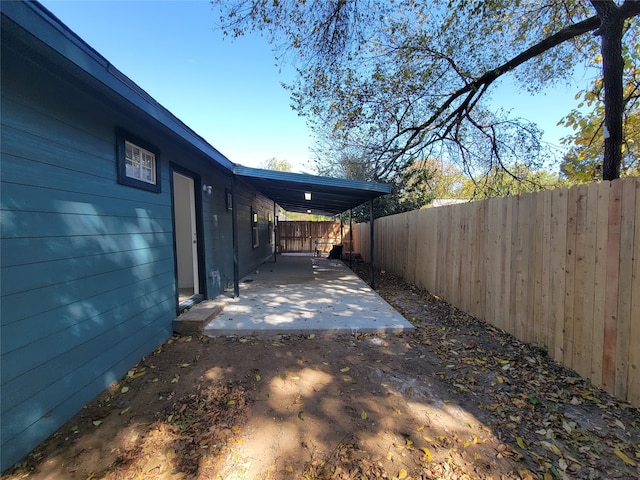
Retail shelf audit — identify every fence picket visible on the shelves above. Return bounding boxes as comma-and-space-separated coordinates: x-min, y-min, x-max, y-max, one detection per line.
615, 179, 636, 399
536, 190, 552, 348
590, 183, 609, 385
629, 178, 640, 405
603, 180, 622, 394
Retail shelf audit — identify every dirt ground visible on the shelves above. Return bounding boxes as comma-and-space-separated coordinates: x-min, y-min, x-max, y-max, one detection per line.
4, 258, 639, 480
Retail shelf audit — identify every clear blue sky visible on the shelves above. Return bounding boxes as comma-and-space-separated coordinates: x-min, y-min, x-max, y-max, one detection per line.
40, 0, 316, 172
40, 1, 592, 172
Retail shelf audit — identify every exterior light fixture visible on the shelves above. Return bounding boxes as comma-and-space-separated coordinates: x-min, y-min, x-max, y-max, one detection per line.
304, 192, 312, 201
307, 209, 312, 214
202, 184, 212, 195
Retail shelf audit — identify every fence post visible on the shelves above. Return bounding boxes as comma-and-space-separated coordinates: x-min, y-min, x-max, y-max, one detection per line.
370, 199, 375, 289
349, 209, 353, 270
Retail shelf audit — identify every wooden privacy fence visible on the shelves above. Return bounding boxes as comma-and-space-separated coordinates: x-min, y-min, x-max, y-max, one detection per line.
352, 178, 639, 407
278, 221, 343, 254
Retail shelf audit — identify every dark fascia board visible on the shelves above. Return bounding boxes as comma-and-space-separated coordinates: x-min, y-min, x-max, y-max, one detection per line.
234, 166, 392, 195
1, 1, 235, 172
234, 165, 392, 215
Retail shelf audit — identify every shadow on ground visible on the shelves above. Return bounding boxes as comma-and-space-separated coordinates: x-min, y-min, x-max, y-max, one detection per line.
3, 261, 639, 480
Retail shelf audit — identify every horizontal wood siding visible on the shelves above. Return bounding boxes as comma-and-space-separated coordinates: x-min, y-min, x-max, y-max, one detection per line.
0, 40, 180, 470
351, 178, 639, 407
234, 178, 276, 278
199, 170, 234, 295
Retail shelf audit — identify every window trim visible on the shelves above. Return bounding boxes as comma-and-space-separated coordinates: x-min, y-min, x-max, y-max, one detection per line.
116, 128, 161, 193
225, 188, 233, 211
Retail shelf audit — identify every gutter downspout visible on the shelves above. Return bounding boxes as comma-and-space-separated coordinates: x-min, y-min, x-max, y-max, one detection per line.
231, 174, 239, 298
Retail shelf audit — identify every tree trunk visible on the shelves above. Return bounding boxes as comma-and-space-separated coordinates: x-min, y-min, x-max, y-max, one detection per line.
591, 1, 633, 180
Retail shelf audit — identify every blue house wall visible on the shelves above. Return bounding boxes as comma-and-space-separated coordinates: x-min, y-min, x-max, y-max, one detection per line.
235, 177, 278, 277
0, 2, 275, 471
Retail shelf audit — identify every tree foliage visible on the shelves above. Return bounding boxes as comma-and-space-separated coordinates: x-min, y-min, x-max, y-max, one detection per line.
560, 25, 640, 183
459, 165, 566, 199
215, 0, 639, 196
260, 157, 293, 172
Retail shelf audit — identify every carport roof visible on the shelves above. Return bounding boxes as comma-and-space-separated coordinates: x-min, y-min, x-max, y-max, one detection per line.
234, 165, 392, 216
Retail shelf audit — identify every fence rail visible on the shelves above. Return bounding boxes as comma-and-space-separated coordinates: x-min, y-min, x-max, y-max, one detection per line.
352, 178, 639, 407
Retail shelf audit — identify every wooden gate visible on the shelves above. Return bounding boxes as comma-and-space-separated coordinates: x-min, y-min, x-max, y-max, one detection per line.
278, 221, 342, 254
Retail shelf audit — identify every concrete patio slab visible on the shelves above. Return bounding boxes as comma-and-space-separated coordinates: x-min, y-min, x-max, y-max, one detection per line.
203, 254, 414, 337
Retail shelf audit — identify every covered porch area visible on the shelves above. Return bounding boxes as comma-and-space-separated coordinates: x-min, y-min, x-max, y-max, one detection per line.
175, 254, 414, 336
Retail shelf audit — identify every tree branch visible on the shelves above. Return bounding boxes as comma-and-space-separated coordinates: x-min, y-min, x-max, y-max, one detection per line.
391, 14, 602, 146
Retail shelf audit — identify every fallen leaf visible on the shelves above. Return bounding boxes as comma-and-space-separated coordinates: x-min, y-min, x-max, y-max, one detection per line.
340, 366, 350, 373
92, 420, 102, 426
255, 374, 261, 381
558, 458, 568, 471
519, 469, 534, 480
392, 406, 402, 415
227, 399, 236, 405
398, 468, 408, 479
541, 441, 562, 456
421, 447, 432, 462
361, 410, 368, 420
308, 333, 316, 339
614, 447, 636, 466
298, 411, 304, 421
517, 437, 526, 449
120, 386, 129, 394
497, 375, 504, 384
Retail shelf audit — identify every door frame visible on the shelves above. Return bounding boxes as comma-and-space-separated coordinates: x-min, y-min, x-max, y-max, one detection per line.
170, 164, 206, 311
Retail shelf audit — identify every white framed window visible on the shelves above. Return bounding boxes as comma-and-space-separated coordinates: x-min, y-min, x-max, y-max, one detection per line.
116, 129, 161, 193
125, 141, 156, 184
